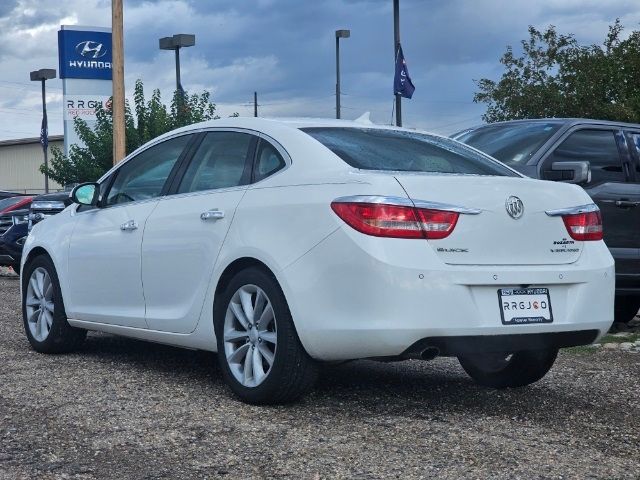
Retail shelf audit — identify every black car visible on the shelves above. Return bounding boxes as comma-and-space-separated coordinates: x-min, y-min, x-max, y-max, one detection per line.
0, 208, 29, 274
454, 118, 640, 323
28, 191, 72, 231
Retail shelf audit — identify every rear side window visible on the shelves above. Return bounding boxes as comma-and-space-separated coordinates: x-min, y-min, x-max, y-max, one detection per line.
0, 196, 25, 212
302, 127, 515, 176
254, 141, 285, 182
177, 132, 252, 193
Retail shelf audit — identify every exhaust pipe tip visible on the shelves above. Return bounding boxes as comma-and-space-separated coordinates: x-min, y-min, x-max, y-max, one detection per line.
419, 347, 439, 361
403, 346, 439, 361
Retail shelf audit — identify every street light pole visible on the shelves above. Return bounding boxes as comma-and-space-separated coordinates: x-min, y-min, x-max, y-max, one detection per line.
393, 0, 402, 127
29, 68, 56, 193
335, 29, 350, 119
40, 79, 48, 193
159, 34, 196, 94
174, 46, 181, 92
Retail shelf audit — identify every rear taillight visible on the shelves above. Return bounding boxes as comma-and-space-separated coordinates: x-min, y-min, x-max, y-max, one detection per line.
331, 202, 459, 239
561, 210, 603, 241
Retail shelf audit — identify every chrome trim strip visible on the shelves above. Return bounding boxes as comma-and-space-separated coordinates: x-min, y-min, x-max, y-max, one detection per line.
332, 195, 482, 215
412, 200, 482, 215
545, 203, 599, 217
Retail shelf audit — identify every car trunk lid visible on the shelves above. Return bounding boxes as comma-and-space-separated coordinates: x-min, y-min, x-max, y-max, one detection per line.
394, 173, 585, 265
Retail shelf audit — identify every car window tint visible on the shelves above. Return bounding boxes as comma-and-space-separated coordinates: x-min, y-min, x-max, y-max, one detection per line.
106, 135, 191, 206
255, 141, 285, 182
0, 196, 25, 212
548, 130, 624, 185
454, 122, 562, 165
628, 133, 640, 180
178, 132, 252, 193
302, 127, 516, 176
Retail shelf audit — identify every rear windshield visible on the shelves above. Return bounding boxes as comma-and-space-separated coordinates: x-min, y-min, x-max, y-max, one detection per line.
455, 121, 563, 166
301, 127, 515, 176
0, 196, 25, 212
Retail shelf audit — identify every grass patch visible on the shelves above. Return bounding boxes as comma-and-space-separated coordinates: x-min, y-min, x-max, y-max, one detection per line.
599, 333, 640, 344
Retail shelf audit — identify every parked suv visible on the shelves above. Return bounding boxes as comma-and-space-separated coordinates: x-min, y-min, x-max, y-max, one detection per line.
0, 192, 70, 275
454, 119, 640, 322
28, 191, 72, 231
0, 195, 32, 214
0, 208, 29, 274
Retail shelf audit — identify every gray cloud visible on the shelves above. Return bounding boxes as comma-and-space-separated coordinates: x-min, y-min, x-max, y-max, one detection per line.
0, 0, 639, 141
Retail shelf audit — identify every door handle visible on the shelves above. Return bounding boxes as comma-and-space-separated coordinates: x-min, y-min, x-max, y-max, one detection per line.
200, 209, 225, 221
120, 220, 138, 231
615, 200, 640, 208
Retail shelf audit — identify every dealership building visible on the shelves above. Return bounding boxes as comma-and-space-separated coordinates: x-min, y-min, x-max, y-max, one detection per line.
0, 136, 63, 194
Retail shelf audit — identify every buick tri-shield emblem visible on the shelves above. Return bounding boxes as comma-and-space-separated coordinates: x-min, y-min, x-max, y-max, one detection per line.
505, 196, 524, 219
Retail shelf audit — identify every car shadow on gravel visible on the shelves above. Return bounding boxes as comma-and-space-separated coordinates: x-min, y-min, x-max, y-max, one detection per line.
75, 331, 589, 418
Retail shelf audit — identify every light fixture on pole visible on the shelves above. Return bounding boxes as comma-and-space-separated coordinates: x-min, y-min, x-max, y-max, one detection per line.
335, 29, 350, 119
159, 34, 196, 94
29, 68, 56, 193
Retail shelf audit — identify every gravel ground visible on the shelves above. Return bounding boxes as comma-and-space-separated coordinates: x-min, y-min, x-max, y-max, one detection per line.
1, 274, 639, 479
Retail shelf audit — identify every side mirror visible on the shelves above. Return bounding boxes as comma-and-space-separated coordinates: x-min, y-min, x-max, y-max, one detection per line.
548, 161, 591, 184
71, 182, 99, 206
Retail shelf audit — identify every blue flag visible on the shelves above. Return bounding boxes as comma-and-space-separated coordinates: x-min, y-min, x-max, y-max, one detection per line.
40, 111, 48, 151
394, 45, 415, 99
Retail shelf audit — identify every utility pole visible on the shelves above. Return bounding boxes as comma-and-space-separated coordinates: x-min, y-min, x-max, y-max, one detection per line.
254, 91, 258, 117
112, 0, 126, 164
393, 0, 402, 127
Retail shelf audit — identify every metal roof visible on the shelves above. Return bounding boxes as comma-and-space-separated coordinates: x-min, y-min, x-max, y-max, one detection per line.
0, 135, 64, 148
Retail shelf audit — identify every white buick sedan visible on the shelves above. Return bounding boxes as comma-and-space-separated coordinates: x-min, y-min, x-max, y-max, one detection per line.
21, 117, 614, 404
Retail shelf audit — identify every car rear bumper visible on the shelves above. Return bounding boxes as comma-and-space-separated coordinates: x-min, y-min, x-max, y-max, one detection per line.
400, 330, 599, 358
283, 228, 615, 361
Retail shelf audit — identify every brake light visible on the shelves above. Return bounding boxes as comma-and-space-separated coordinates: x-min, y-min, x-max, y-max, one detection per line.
561, 210, 603, 241
331, 202, 459, 239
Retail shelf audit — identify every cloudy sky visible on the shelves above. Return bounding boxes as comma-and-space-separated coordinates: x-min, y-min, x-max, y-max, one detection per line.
0, 0, 639, 141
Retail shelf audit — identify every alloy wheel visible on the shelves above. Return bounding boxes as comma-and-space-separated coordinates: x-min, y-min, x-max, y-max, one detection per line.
223, 284, 277, 387
25, 267, 54, 342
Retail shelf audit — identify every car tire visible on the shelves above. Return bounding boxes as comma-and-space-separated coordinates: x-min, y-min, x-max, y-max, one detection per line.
614, 296, 640, 324
458, 349, 558, 389
214, 267, 319, 404
21, 255, 86, 353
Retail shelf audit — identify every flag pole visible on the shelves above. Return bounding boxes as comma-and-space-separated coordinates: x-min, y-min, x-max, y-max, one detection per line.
393, 0, 402, 127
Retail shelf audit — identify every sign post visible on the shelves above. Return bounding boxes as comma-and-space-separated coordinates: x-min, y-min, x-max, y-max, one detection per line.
58, 26, 113, 156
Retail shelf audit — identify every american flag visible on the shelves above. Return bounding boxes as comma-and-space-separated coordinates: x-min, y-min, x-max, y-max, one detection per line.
40, 110, 48, 151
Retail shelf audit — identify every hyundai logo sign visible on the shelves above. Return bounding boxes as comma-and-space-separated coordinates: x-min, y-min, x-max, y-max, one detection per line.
75, 41, 107, 59
58, 29, 112, 80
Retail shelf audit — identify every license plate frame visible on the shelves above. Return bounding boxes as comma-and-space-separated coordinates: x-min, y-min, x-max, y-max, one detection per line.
498, 287, 553, 325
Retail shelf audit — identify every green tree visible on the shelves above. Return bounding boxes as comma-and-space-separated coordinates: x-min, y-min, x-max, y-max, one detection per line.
474, 20, 640, 123
42, 79, 219, 186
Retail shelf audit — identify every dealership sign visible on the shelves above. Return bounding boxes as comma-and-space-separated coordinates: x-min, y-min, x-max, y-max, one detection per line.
58, 26, 112, 155
64, 95, 111, 121
58, 29, 112, 80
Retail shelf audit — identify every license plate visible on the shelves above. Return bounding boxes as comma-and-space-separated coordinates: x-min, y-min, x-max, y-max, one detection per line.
498, 288, 553, 325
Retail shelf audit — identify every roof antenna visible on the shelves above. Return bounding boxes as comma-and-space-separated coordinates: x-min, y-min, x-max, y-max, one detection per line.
354, 112, 373, 125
